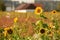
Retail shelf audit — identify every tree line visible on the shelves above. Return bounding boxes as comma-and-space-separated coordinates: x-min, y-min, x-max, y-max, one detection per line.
0, 0, 6, 11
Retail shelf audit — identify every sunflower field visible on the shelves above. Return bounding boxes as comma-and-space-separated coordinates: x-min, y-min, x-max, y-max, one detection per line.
0, 7, 60, 40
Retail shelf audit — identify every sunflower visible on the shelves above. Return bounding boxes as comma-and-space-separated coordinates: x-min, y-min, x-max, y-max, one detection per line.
48, 31, 54, 37
3, 27, 13, 37
48, 23, 55, 29
35, 7, 43, 15
51, 10, 57, 14
14, 17, 18, 23
57, 30, 60, 35
40, 28, 45, 34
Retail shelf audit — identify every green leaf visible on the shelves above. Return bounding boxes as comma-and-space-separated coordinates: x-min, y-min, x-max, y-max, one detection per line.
41, 35, 49, 40
40, 15, 47, 19
0, 28, 4, 33
41, 35, 45, 40
36, 20, 43, 27
52, 20, 59, 30
43, 23, 48, 28
32, 23, 36, 27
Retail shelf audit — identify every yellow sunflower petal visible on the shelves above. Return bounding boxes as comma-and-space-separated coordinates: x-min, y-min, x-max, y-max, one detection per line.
14, 17, 18, 23
4, 27, 10, 31
35, 7, 43, 15
4, 27, 13, 37
48, 23, 55, 28
9, 38, 11, 40
51, 10, 57, 14
3, 31, 7, 37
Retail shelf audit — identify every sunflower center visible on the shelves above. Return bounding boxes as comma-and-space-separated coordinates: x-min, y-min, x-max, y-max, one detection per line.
40, 29, 45, 34
7, 29, 13, 34
53, 11, 55, 13
48, 31, 51, 34
37, 9, 41, 13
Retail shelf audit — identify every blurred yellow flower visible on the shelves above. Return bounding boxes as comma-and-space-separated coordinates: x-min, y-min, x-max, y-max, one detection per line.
14, 17, 18, 23
48, 31, 54, 37
9, 38, 11, 40
35, 7, 43, 15
3, 31, 7, 37
3, 27, 13, 37
48, 23, 55, 28
57, 30, 60, 35
4, 27, 10, 31
35, 20, 40, 25
51, 10, 57, 14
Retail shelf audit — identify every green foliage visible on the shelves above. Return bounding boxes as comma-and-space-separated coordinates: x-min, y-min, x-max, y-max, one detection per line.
41, 35, 50, 40
35, 20, 43, 33
52, 20, 59, 30
43, 23, 48, 28
0, 0, 6, 11
0, 11, 60, 40
40, 15, 47, 19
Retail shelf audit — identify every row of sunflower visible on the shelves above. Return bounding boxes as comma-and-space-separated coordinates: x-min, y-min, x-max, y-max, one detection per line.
33, 7, 60, 40
0, 7, 60, 40
0, 17, 21, 40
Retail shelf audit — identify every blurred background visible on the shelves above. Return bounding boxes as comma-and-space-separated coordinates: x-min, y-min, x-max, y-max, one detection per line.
0, 0, 60, 12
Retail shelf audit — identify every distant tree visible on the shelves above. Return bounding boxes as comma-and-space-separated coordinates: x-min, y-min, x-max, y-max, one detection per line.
0, 0, 6, 11
56, 3, 60, 11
